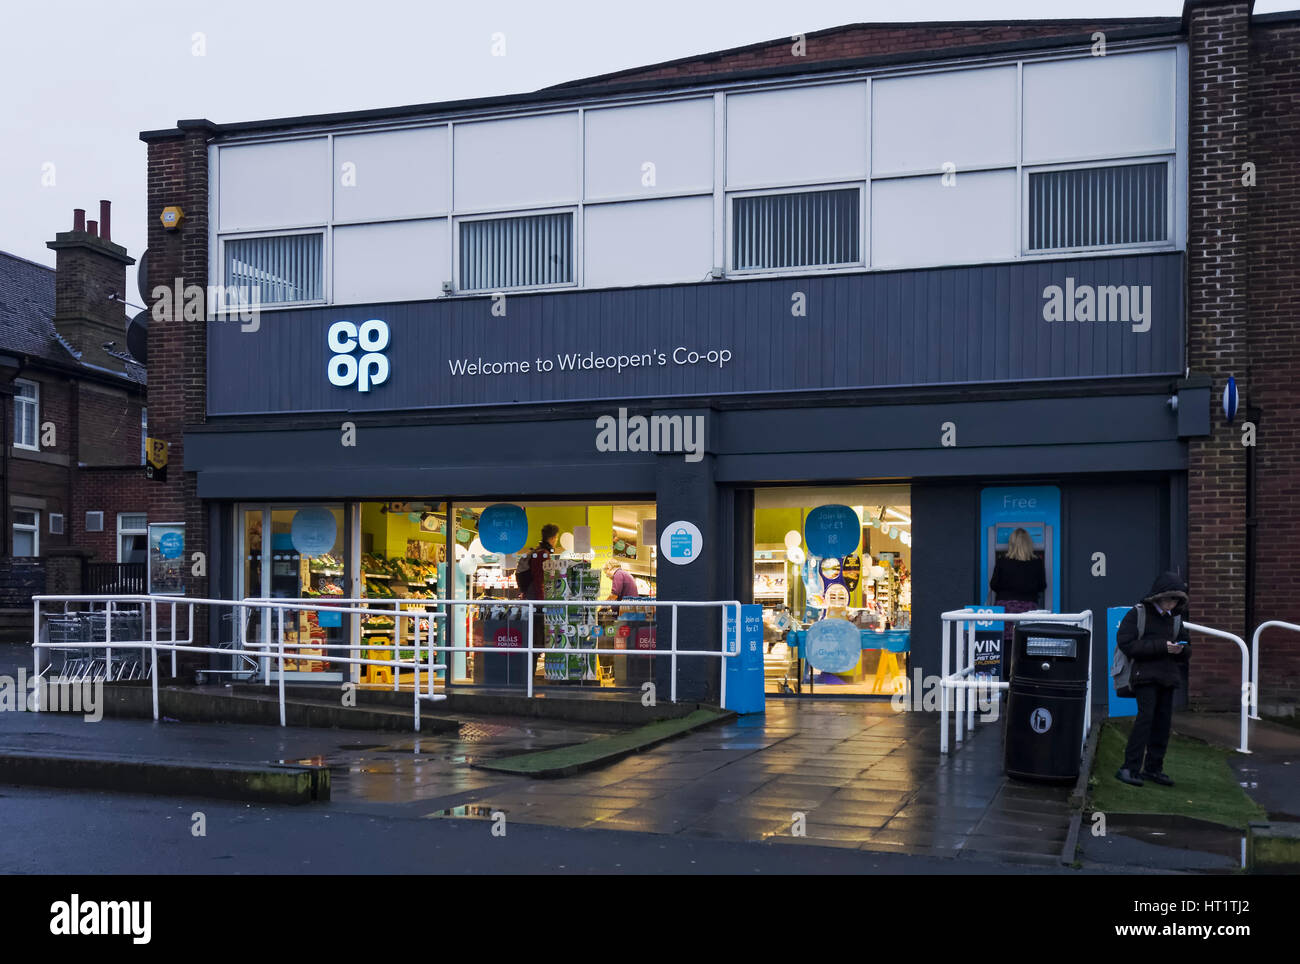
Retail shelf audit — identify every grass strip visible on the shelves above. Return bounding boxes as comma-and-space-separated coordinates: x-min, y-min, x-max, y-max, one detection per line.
474, 708, 731, 777
1088, 719, 1266, 830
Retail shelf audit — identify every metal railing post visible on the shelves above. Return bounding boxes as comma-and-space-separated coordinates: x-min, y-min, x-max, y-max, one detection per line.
940, 618, 950, 754
105, 601, 114, 682
1182, 620, 1252, 754
526, 603, 534, 700
1247, 621, 1300, 721
718, 604, 728, 712
670, 604, 678, 705
32, 597, 41, 713
150, 600, 159, 721
955, 619, 966, 744
412, 613, 421, 732
277, 606, 286, 728
966, 618, 976, 733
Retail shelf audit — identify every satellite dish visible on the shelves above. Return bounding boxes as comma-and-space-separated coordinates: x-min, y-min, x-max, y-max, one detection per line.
136, 249, 150, 305
126, 310, 149, 364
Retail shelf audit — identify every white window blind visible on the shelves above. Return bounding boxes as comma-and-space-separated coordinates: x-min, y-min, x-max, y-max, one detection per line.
733, 188, 860, 270
225, 233, 323, 304
459, 213, 573, 291
1028, 162, 1168, 251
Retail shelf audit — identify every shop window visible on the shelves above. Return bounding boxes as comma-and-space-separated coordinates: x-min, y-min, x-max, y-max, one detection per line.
118, 513, 147, 564
224, 233, 323, 305
731, 187, 860, 271
458, 212, 574, 291
13, 379, 38, 450
1027, 161, 1168, 251
13, 509, 38, 556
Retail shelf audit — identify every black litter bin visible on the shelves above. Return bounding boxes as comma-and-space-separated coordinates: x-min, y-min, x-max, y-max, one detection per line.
1003, 622, 1091, 782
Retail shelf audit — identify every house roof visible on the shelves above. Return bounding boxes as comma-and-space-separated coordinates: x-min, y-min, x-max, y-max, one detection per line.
0, 250, 145, 386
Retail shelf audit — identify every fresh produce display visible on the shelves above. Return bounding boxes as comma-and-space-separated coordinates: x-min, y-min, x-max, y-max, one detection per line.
308, 553, 343, 573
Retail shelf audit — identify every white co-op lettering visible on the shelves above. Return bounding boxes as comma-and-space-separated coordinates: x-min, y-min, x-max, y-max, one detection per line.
328, 319, 390, 392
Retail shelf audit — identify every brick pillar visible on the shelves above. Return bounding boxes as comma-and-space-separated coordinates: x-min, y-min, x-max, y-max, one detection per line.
144, 123, 214, 658
1185, 1, 1253, 708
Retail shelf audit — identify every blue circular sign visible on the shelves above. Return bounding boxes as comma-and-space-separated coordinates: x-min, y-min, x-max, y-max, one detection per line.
157, 532, 183, 560
291, 507, 337, 556
477, 503, 529, 554
806, 618, 861, 674
804, 504, 861, 559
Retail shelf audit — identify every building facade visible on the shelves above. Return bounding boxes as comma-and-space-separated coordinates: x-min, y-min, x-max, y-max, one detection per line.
141, 1, 1297, 711
0, 204, 151, 633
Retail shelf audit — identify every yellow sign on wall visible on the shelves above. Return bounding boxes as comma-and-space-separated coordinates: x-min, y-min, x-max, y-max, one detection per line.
146, 437, 168, 481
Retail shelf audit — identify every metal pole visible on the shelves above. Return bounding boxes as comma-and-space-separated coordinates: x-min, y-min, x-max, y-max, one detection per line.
670, 604, 678, 704
526, 603, 534, 699
31, 597, 41, 713
1082, 611, 1093, 757
956, 619, 965, 744
391, 601, 400, 693
277, 606, 286, 727
412, 613, 421, 733
105, 601, 113, 682
940, 618, 950, 754
150, 601, 159, 721
966, 619, 976, 733
718, 604, 728, 712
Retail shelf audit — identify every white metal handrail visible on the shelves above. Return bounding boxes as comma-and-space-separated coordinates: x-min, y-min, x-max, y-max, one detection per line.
1184, 620, 1251, 754
939, 609, 1094, 759
1248, 620, 1300, 722
32, 594, 743, 731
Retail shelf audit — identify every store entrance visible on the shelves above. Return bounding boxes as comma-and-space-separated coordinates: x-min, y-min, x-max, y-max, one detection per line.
753, 485, 912, 698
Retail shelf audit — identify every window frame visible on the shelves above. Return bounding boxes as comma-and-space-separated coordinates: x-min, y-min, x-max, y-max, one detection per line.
725, 182, 867, 276
1020, 155, 1176, 257
13, 509, 39, 557
117, 512, 148, 564
453, 206, 579, 294
13, 379, 39, 451
217, 227, 328, 312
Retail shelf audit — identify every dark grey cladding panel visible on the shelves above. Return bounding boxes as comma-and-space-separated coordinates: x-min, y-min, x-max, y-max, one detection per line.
207, 253, 1184, 416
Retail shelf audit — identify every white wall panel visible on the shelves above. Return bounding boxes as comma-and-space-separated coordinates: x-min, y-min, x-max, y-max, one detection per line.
453, 112, 578, 211
726, 82, 867, 188
871, 171, 1017, 267
332, 220, 448, 304
584, 197, 713, 288
872, 66, 1018, 174
333, 127, 448, 221
219, 139, 330, 231
585, 99, 713, 200
1023, 50, 1176, 163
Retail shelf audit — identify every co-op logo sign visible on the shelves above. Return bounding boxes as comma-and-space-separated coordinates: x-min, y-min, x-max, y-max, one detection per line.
328, 319, 390, 392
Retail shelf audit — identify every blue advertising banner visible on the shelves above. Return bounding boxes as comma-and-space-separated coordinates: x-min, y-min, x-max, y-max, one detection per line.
979, 486, 1061, 613
804, 504, 862, 560
965, 604, 1006, 682
208, 253, 1184, 416
1107, 605, 1139, 718
724, 604, 765, 714
477, 503, 529, 554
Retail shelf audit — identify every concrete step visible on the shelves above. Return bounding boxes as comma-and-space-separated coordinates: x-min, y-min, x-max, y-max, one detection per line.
100, 682, 459, 733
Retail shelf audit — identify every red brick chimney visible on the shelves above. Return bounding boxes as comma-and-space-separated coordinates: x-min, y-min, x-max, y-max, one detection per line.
45, 202, 136, 373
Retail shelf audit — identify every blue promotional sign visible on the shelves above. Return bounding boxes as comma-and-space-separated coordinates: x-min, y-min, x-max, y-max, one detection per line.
979, 486, 1061, 613
291, 507, 337, 556
477, 503, 528, 554
1223, 375, 1239, 422
317, 607, 343, 628
1107, 605, 1138, 718
158, 533, 183, 559
724, 604, 765, 714
805, 617, 862, 674
804, 504, 861, 560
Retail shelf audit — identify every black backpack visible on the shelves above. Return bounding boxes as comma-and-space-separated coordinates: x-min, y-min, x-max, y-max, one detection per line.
514, 554, 534, 592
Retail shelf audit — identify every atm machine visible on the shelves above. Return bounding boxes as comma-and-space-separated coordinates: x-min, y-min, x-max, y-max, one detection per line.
978, 487, 1061, 614
985, 522, 1052, 608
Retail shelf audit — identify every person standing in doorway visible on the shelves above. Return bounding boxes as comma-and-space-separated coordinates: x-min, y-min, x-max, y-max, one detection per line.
1115, 572, 1190, 787
989, 527, 1048, 670
527, 524, 560, 601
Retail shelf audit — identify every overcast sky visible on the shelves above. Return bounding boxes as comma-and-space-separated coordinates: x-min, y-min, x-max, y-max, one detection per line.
2, 0, 1293, 271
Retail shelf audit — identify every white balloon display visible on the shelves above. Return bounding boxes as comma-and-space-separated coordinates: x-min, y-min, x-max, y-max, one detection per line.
784, 530, 802, 549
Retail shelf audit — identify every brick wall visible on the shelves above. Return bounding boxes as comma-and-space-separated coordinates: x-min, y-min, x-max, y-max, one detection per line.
77, 381, 143, 468
1186, 2, 1253, 709
1246, 18, 1300, 709
70, 468, 151, 563
145, 127, 211, 610
568, 20, 1172, 86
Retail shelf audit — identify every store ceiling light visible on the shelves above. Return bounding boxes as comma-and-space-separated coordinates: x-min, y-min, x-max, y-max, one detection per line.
885, 508, 912, 524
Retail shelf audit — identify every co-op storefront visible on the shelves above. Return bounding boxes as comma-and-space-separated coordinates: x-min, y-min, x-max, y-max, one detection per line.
186, 251, 1206, 703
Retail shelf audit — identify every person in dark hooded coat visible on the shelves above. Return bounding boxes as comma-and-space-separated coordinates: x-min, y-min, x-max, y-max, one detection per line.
1114, 571, 1190, 787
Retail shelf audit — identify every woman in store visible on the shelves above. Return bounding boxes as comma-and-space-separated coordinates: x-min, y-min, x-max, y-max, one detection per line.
989, 527, 1047, 661
526, 524, 560, 601
602, 557, 638, 604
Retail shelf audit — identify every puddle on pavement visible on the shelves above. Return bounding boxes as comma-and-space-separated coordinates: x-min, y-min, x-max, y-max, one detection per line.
277, 756, 327, 766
